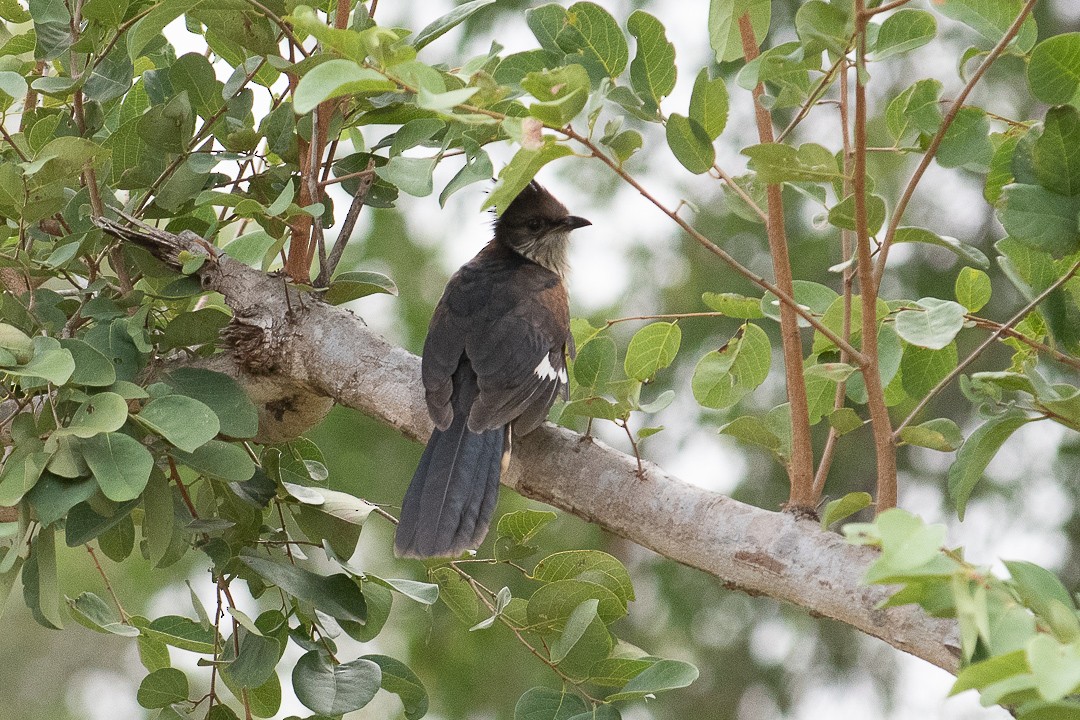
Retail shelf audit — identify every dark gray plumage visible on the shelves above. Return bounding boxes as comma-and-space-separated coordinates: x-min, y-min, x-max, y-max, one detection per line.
394, 181, 590, 558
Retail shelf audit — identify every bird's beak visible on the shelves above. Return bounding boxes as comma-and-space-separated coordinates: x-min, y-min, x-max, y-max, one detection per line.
563, 216, 591, 231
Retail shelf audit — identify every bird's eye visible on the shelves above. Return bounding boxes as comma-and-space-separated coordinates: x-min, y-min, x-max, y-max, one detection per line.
526, 218, 544, 232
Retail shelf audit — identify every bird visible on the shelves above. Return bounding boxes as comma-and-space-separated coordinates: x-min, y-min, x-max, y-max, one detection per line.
394, 180, 591, 558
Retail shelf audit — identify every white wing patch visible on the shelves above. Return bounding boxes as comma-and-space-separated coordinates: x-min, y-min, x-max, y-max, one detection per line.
534, 355, 567, 384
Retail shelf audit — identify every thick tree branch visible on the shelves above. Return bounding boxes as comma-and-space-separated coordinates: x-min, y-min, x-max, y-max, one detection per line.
94, 216, 962, 673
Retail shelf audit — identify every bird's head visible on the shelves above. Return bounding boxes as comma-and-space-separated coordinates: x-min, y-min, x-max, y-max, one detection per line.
493, 180, 591, 276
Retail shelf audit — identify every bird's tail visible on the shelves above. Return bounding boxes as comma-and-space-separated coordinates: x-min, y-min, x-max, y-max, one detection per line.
395, 367, 505, 558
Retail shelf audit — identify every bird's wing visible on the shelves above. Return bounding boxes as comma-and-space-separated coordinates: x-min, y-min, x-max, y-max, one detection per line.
421, 296, 467, 430
465, 272, 570, 434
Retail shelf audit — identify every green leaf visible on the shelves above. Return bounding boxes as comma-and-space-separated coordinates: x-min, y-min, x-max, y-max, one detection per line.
627, 11, 676, 113
533, 550, 635, 608
743, 142, 840, 184
163, 368, 259, 439
1027, 634, 1080, 701
605, 659, 699, 702
624, 322, 681, 381
324, 271, 399, 305
68, 591, 139, 636
65, 498, 138, 547
886, 79, 943, 142
59, 338, 116, 386
666, 114, 714, 174
525, 4, 568, 54
171, 440, 255, 482
549, 598, 599, 663
936, 0, 1037, 52
431, 566, 478, 625
955, 267, 992, 312
828, 194, 886, 234
557, 2, 628, 79
821, 492, 873, 529
1028, 33, 1080, 105
514, 687, 588, 720
441, 146, 494, 206
522, 64, 590, 127
127, 0, 188, 59
365, 575, 439, 606
4, 336, 74, 385
240, 555, 366, 623
692, 323, 771, 409
135, 395, 220, 453
702, 291, 763, 318
898, 418, 964, 452
497, 509, 557, 544
894, 298, 967, 350
689, 68, 729, 141
137, 668, 189, 709
873, 9, 936, 58
573, 335, 616, 391
863, 509, 949, 583
293, 60, 396, 115
363, 655, 428, 720
224, 628, 281, 689
794, 0, 850, 55
412, 0, 496, 51
58, 392, 128, 438
937, 107, 993, 171
292, 651, 381, 716
22, 525, 62, 629
0, 323, 33, 362
79, 432, 154, 501
1005, 560, 1076, 620
997, 184, 1080, 258
137, 615, 216, 653
762, 280, 839, 327
894, 226, 990, 269
709, 0, 770, 63
376, 155, 436, 197
26, 472, 96, 527
951, 650, 1029, 695
1033, 106, 1080, 197
484, 140, 573, 214
527, 579, 626, 628
948, 412, 1031, 519
901, 342, 958, 398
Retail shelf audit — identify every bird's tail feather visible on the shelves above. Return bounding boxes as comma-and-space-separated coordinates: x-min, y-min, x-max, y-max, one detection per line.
395, 368, 504, 558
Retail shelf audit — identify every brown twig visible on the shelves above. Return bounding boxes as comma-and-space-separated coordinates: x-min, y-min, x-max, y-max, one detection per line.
739, 11, 816, 509
966, 315, 1080, 371
863, 0, 913, 16
317, 160, 377, 287
86, 544, 129, 622
167, 457, 200, 520
777, 52, 847, 143
872, 0, 1039, 291
813, 59, 858, 499
853, 1, 898, 512
894, 258, 1080, 438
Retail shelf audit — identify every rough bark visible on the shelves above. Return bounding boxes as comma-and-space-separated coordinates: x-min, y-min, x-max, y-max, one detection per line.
95, 216, 962, 673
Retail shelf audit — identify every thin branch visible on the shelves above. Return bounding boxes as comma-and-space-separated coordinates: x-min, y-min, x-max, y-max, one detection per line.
895, 258, 1080, 438
966, 315, 1080, 371
605, 311, 730, 327
317, 160, 376, 287
813, 59, 857, 498
872, 0, 1039, 291
854, 1, 897, 512
712, 163, 768, 223
86, 544, 129, 622
863, 0, 913, 17
778, 52, 847, 143
739, 11, 816, 509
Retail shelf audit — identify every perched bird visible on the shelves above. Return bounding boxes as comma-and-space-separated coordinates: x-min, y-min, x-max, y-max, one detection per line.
395, 181, 591, 558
